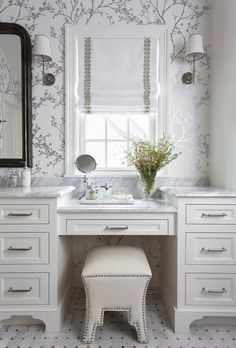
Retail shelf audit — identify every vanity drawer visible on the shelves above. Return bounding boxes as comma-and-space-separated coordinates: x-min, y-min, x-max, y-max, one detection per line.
66, 219, 169, 235
186, 204, 236, 225
0, 233, 49, 264
0, 273, 49, 305
186, 273, 236, 306
0, 204, 49, 224
186, 233, 236, 265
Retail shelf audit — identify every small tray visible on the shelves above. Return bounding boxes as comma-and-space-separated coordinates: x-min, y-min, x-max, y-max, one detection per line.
80, 196, 134, 205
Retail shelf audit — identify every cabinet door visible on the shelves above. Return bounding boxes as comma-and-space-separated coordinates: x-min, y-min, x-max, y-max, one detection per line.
66, 219, 169, 235
186, 273, 236, 306
0, 233, 49, 264
186, 233, 236, 265
186, 204, 236, 225
0, 273, 49, 305
0, 204, 49, 224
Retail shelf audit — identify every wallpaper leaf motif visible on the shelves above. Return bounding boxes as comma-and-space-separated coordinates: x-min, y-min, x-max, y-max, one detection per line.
0, 0, 210, 182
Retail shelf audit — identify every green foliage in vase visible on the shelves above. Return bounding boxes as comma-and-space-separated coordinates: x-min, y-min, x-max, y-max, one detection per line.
127, 137, 181, 196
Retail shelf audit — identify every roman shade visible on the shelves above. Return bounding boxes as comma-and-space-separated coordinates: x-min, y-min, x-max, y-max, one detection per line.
78, 37, 159, 113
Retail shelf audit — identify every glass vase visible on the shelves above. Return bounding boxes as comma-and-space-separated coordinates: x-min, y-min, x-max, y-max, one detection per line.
138, 170, 157, 199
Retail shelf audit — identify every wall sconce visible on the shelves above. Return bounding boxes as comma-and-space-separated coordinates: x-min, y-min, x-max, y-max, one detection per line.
33, 34, 55, 86
182, 34, 204, 85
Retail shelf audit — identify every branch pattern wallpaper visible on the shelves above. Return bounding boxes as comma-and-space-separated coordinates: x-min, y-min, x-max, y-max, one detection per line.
0, 0, 210, 285
0, 0, 210, 180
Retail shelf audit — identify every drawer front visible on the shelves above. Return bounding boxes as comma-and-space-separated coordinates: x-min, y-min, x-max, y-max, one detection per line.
66, 219, 169, 235
186, 204, 236, 225
0, 204, 49, 224
186, 273, 236, 306
0, 233, 49, 264
0, 273, 49, 305
186, 233, 236, 265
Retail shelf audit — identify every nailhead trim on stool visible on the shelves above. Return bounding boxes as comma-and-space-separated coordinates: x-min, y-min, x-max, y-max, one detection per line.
82, 274, 151, 344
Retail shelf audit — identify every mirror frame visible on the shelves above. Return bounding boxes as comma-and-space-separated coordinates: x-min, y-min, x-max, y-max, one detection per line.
0, 22, 32, 167
75, 154, 97, 174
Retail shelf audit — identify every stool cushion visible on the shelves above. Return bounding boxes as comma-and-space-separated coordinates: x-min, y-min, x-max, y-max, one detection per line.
82, 246, 152, 277
81, 246, 152, 344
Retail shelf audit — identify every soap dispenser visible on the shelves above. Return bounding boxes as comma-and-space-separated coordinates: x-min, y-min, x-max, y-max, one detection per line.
21, 163, 31, 187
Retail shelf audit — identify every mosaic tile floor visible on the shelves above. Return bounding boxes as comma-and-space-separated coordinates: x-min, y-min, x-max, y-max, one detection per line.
0, 288, 236, 348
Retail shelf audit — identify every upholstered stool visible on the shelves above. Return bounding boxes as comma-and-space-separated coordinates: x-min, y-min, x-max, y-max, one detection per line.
81, 246, 152, 343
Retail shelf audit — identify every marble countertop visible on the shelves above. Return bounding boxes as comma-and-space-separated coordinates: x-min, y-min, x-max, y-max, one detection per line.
0, 186, 75, 198
160, 186, 236, 198
1, 184, 235, 200
58, 198, 177, 213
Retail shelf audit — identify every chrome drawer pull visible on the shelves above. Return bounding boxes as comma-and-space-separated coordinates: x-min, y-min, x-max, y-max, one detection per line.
8, 286, 32, 293
201, 212, 227, 218
7, 212, 33, 217
202, 287, 227, 294
8, 246, 32, 252
105, 225, 128, 230
201, 247, 227, 253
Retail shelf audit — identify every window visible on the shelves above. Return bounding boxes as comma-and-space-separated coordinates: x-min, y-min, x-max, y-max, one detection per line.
80, 111, 155, 170
65, 26, 168, 175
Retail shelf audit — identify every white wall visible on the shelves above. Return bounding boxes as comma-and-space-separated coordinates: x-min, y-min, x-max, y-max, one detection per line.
209, 0, 236, 189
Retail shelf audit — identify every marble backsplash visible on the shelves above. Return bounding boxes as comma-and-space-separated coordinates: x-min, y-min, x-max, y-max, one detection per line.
0, 174, 209, 198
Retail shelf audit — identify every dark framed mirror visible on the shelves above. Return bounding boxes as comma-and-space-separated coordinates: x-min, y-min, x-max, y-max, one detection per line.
0, 22, 32, 167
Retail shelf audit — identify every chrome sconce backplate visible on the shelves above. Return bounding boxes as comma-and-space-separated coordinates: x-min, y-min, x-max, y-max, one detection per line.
182, 72, 193, 85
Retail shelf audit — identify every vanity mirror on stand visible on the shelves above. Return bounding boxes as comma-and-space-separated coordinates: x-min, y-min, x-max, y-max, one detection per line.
75, 154, 97, 198
0, 23, 32, 167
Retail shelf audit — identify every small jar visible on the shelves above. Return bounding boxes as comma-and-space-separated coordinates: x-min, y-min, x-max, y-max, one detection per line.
89, 189, 96, 200
85, 185, 91, 200
21, 167, 31, 187
108, 185, 113, 198
10, 173, 19, 188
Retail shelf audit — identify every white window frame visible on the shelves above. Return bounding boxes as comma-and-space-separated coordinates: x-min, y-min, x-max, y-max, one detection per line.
65, 25, 169, 176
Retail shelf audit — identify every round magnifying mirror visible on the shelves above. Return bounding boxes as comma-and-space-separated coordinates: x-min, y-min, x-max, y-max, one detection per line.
75, 154, 97, 174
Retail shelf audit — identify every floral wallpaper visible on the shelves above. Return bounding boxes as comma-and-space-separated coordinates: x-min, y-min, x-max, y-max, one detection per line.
0, 0, 210, 180
0, 0, 210, 286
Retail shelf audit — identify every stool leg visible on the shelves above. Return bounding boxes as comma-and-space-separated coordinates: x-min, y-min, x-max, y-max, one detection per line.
82, 316, 97, 343
130, 306, 149, 343
82, 304, 103, 343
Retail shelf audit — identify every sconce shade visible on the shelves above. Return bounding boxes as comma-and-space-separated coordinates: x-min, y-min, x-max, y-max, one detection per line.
33, 34, 52, 62
185, 34, 204, 62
